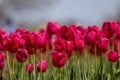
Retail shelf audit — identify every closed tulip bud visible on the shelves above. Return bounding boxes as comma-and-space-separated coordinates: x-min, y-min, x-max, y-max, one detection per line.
65, 41, 74, 57
33, 32, 46, 48
84, 31, 96, 45
87, 26, 99, 32
54, 38, 66, 52
102, 21, 119, 35
36, 60, 47, 73
0, 53, 4, 70
74, 36, 84, 51
5, 36, 19, 53
116, 28, 120, 39
47, 22, 59, 34
50, 51, 66, 68
24, 32, 35, 48
26, 64, 33, 74
114, 39, 118, 53
108, 51, 119, 63
108, 21, 119, 34
16, 49, 28, 63
96, 38, 109, 53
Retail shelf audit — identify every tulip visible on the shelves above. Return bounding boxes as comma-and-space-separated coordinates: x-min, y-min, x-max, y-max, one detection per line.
26, 64, 33, 74
5, 36, 19, 53
57, 26, 74, 40
74, 36, 84, 51
36, 60, 47, 73
108, 21, 119, 34
87, 26, 99, 32
24, 32, 35, 49
65, 41, 74, 56
33, 32, 46, 49
102, 21, 119, 36
114, 39, 118, 53
84, 31, 96, 45
54, 38, 66, 52
116, 28, 120, 39
96, 38, 109, 53
0, 53, 4, 70
16, 49, 28, 63
107, 51, 119, 63
50, 51, 66, 68
47, 22, 59, 35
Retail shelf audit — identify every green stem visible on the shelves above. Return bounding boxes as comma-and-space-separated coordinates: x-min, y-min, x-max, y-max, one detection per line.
12, 54, 14, 80
6, 51, 12, 80
40, 50, 42, 80
33, 54, 36, 80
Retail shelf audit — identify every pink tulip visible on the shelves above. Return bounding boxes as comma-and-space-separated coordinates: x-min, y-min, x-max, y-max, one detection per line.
50, 51, 66, 68
33, 32, 46, 49
84, 31, 96, 45
107, 50, 119, 63
16, 49, 28, 63
26, 64, 33, 74
96, 38, 109, 53
65, 41, 74, 57
54, 38, 66, 52
0, 53, 4, 70
47, 22, 59, 35
36, 60, 47, 73
5, 34, 19, 53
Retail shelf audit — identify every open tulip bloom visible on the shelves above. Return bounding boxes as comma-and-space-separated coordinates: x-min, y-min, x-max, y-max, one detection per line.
0, 21, 120, 80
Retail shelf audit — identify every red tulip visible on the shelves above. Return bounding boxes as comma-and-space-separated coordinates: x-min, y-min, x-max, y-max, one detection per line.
54, 38, 66, 52
47, 22, 59, 35
113, 39, 118, 53
65, 41, 74, 56
87, 26, 99, 32
107, 51, 119, 63
116, 27, 120, 39
36, 60, 47, 73
84, 31, 96, 45
24, 32, 35, 49
5, 34, 19, 53
26, 64, 33, 74
102, 21, 119, 36
74, 35, 84, 51
50, 51, 66, 68
57, 26, 74, 40
0, 53, 4, 70
16, 49, 28, 63
108, 21, 119, 34
96, 38, 109, 53
33, 32, 46, 49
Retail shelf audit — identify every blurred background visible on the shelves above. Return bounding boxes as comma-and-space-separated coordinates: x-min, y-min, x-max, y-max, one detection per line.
0, 0, 120, 32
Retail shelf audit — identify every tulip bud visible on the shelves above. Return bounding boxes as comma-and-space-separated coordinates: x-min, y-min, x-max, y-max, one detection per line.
65, 41, 74, 56
33, 32, 46, 48
74, 36, 84, 51
108, 21, 119, 34
16, 49, 28, 63
5, 37, 19, 53
50, 51, 66, 68
26, 64, 33, 74
108, 51, 119, 63
0, 53, 4, 70
54, 38, 66, 52
84, 31, 96, 45
102, 21, 119, 35
96, 38, 109, 53
47, 22, 59, 34
36, 60, 47, 73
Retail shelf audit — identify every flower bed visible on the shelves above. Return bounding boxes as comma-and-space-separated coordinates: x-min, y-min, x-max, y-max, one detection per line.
0, 21, 120, 80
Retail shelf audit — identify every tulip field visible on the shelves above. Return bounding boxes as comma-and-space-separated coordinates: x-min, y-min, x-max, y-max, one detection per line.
0, 21, 120, 80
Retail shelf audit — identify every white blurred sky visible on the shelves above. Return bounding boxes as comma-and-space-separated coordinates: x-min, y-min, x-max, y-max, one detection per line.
1, 0, 120, 26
